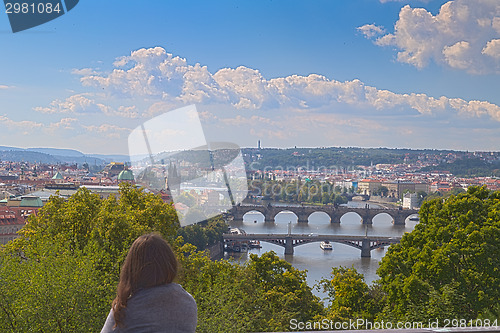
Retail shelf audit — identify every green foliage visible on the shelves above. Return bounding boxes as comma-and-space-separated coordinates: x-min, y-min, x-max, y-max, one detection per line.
377, 186, 500, 321
176, 248, 322, 333
317, 267, 379, 322
419, 158, 500, 177
246, 251, 324, 331
244, 147, 415, 170
0, 183, 180, 333
2, 180, 497, 331
372, 186, 389, 197
176, 216, 227, 251
248, 178, 349, 205
176, 243, 263, 333
0, 242, 112, 332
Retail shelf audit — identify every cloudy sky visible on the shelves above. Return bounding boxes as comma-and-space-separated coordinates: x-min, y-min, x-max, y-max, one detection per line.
0, 0, 499, 154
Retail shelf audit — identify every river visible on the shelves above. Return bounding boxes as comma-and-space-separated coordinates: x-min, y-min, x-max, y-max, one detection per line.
225, 201, 418, 301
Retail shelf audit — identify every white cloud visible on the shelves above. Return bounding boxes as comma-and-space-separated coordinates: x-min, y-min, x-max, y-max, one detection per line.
0, 85, 13, 90
71, 68, 99, 76
34, 94, 110, 114
40, 47, 500, 127
34, 93, 138, 118
482, 38, 500, 58
116, 105, 139, 118
0, 115, 43, 130
221, 115, 279, 127
369, 0, 500, 73
82, 124, 130, 139
357, 24, 386, 38
0, 115, 82, 136
442, 41, 472, 69
47, 117, 78, 130
36, 45, 500, 138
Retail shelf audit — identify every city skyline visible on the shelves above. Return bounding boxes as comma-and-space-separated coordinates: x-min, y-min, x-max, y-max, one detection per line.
1, 0, 499, 154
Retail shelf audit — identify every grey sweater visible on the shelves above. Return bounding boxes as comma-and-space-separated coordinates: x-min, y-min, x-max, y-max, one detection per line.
100, 283, 197, 333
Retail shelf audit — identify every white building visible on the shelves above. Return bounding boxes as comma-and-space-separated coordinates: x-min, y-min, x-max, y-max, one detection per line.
402, 192, 419, 209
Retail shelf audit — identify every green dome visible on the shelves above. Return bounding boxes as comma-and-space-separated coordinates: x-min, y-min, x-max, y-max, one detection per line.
117, 169, 134, 181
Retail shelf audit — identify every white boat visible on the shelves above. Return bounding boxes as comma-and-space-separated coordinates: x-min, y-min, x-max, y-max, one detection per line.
248, 240, 262, 248
230, 227, 246, 235
320, 241, 333, 250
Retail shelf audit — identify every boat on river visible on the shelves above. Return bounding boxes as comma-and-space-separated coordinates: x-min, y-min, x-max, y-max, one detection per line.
225, 228, 248, 252
248, 240, 262, 248
320, 241, 333, 251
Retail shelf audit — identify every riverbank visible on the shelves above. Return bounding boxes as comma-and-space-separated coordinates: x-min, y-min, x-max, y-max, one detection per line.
364, 196, 400, 209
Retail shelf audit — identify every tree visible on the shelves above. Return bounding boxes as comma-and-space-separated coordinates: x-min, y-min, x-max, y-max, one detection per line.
246, 251, 323, 331
176, 216, 226, 251
373, 186, 389, 197
0, 241, 112, 332
322, 192, 331, 205
0, 183, 180, 332
176, 243, 263, 333
416, 190, 427, 207
333, 194, 348, 206
377, 186, 500, 321
317, 267, 379, 322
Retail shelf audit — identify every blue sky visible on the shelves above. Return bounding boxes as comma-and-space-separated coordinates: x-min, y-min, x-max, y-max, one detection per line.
0, 0, 499, 154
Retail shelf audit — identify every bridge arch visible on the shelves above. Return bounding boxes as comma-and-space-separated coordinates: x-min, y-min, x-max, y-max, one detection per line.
272, 210, 299, 223
339, 211, 364, 224
372, 212, 395, 226
307, 211, 331, 224
242, 210, 266, 223
229, 204, 418, 226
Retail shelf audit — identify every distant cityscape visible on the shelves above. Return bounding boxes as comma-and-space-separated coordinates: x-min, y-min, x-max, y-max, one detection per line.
1, 145, 499, 244
242, 146, 500, 192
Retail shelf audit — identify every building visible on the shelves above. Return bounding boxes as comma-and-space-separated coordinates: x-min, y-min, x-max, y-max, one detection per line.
52, 171, 64, 182
381, 181, 429, 199
402, 192, 419, 210
81, 185, 120, 199
358, 179, 382, 195
0, 206, 38, 245
102, 162, 125, 178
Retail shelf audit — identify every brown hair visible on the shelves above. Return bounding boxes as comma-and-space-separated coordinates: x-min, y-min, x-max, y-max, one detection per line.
112, 233, 178, 327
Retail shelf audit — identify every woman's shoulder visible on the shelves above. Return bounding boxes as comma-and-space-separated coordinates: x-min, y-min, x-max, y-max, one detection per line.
153, 283, 191, 295
135, 283, 195, 305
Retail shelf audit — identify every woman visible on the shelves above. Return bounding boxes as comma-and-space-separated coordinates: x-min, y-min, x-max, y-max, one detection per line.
101, 233, 197, 333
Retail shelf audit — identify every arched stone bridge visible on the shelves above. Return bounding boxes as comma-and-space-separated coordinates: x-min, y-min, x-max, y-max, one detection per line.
223, 233, 401, 257
229, 204, 418, 225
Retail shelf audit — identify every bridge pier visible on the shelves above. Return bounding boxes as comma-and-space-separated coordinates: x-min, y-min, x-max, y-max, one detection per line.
297, 213, 309, 223
393, 214, 406, 225
285, 236, 294, 255
361, 239, 371, 257
264, 213, 274, 223
361, 215, 373, 225
330, 213, 341, 224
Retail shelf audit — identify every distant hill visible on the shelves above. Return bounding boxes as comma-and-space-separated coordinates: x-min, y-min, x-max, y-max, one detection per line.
0, 150, 60, 163
27, 147, 85, 157
0, 146, 114, 165
0, 146, 24, 151
419, 158, 500, 177
87, 154, 130, 163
